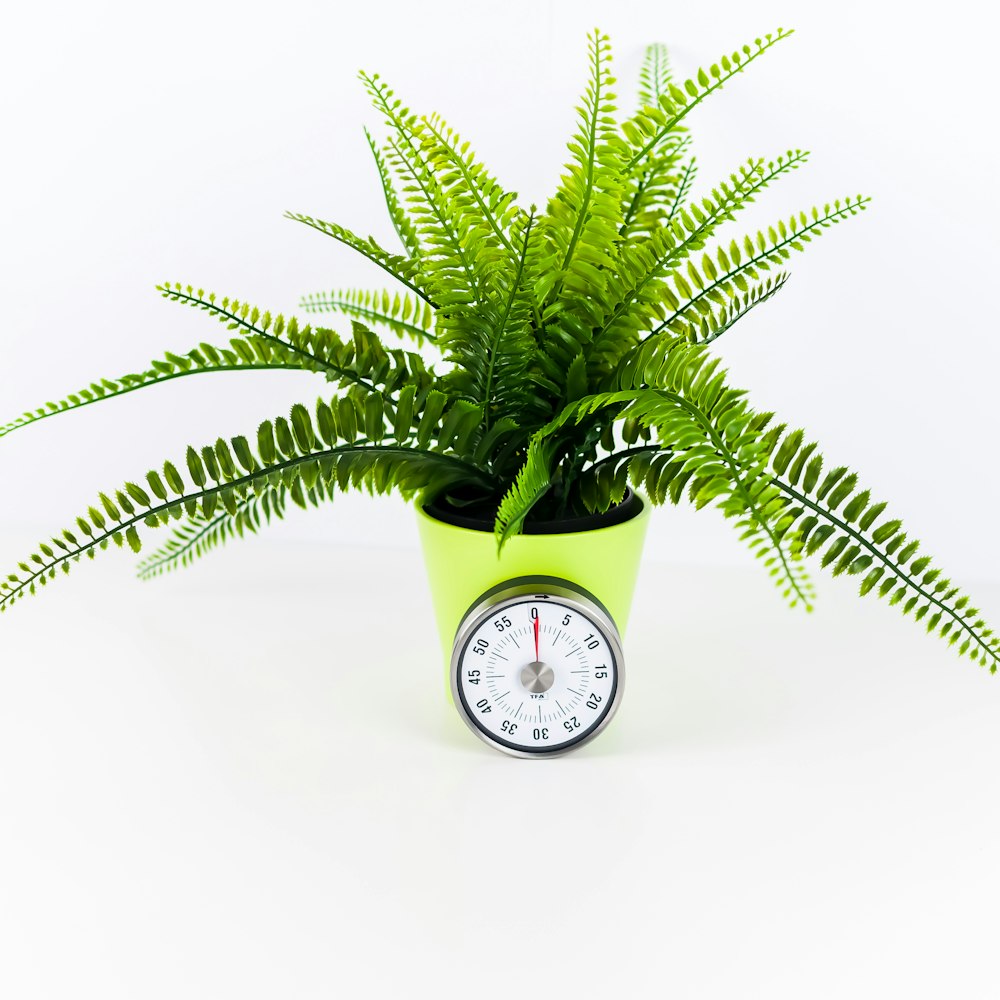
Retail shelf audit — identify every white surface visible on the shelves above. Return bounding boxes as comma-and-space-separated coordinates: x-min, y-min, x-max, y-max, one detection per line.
1, 534, 999, 998
0, 0, 998, 579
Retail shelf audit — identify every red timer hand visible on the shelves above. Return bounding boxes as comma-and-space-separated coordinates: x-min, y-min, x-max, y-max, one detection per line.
533, 614, 540, 661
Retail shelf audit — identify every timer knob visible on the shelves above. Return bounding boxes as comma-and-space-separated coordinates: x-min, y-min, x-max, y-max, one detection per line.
520, 660, 555, 693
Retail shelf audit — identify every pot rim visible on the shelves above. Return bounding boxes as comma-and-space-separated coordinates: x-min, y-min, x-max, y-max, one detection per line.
417, 488, 648, 537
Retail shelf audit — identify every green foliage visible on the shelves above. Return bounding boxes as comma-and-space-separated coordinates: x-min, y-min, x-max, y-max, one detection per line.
157, 283, 436, 398
620, 28, 794, 174
0, 338, 305, 441
757, 425, 1000, 667
2, 29, 996, 676
300, 287, 435, 343
496, 341, 813, 608
645, 195, 871, 339
0, 396, 494, 609
136, 485, 294, 579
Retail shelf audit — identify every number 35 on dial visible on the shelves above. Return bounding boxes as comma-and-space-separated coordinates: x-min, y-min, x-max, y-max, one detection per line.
451, 580, 624, 757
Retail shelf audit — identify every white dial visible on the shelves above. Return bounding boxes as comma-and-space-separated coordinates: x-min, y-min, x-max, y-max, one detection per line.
452, 582, 623, 757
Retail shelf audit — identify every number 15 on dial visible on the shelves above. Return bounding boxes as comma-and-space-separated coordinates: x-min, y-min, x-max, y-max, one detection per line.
451, 580, 624, 757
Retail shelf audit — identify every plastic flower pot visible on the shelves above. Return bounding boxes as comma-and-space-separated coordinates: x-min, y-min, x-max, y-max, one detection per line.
416, 491, 650, 696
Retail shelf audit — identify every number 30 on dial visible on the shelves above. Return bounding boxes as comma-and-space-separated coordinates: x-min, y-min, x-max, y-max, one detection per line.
451, 580, 624, 757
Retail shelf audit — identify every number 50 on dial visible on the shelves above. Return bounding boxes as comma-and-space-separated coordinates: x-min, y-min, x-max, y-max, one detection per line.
450, 580, 624, 757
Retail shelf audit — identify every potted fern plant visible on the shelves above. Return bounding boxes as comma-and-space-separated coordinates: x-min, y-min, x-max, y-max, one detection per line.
3, 28, 996, 755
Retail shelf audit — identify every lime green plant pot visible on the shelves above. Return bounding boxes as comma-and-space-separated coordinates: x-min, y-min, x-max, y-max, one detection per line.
416, 493, 651, 694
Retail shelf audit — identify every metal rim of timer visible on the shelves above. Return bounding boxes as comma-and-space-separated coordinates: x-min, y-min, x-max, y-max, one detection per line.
450, 578, 626, 759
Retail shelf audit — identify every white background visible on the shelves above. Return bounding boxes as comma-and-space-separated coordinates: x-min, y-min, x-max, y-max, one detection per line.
1, 1, 999, 997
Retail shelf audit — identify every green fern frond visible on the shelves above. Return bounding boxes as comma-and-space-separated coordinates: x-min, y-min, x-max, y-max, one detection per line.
757, 424, 1000, 671
492, 425, 563, 544
614, 332, 999, 640
360, 74, 499, 300
299, 287, 435, 343
589, 151, 806, 372
619, 44, 688, 241
619, 135, 689, 241
158, 284, 436, 400
0, 337, 304, 441
637, 42, 673, 106
497, 337, 814, 605
136, 472, 342, 579
495, 373, 812, 607
665, 157, 698, 223
473, 211, 551, 430
669, 272, 790, 345
649, 195, 871, 335
136, 485, 291, 579
417, 113, 521, 256
630, 393, 812, 608
383, 132, 491, 298
542, 28, 626, 307
360, 72, 523, 405
0, 397, 496, 611
621, 28, 793, 172
364, 126, 422, 258
282, 211, 435, 305
614, 338, 815, 604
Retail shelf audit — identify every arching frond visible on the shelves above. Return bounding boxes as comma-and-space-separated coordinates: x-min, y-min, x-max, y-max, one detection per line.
648, 196, 870, 336
0, 396, 497, 611
541, 28, 627, 311
476, 212, 548, 429
637, 42, 673, 107
761, 424, 999, 670
498, 340, 815, 605
157, 284, 437, 400
0, 337, 303, 442
416, 112, 521, 257
364, 126, 421, 258
587, 150, 807, 372
359, 73, 502, 300
621, 29, 793, 173
299, 287, 436, 344
136, 485, 292, 579
283, 211, 435, 305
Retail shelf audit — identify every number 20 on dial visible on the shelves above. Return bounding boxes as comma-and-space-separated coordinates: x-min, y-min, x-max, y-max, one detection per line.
451, 580, 624, 757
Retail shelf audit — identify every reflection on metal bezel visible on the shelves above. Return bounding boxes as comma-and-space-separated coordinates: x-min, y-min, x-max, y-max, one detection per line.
450, 578, 625, 759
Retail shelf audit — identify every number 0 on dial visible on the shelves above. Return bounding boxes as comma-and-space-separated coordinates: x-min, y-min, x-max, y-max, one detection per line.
451, 581, 624, 757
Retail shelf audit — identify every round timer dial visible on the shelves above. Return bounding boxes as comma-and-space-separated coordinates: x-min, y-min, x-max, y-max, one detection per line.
451, 581, 624, 757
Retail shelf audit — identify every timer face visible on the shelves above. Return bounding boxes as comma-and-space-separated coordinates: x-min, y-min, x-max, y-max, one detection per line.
452, 587, 622, 757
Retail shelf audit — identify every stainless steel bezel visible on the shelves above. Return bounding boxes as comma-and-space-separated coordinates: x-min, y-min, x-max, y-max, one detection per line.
450, 577, 625, 759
